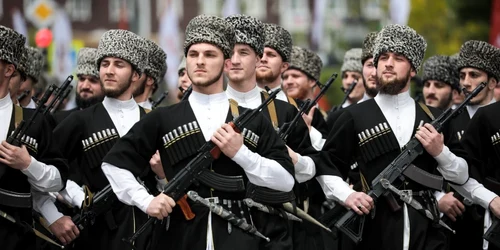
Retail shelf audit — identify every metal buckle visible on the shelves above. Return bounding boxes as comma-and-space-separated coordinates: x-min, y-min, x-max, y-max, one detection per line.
205, 197, 219, 204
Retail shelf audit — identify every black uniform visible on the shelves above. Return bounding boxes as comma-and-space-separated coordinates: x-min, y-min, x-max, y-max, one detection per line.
53, 103, 153, 250
102, 100, 294, 250
0, 106, 68, 250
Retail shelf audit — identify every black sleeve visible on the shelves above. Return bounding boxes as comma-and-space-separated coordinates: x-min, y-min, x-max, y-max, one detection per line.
254, 112, 295, 176
311, 108, 328, 136
319, 110, 356, 179
53, 112, 84, 165
102, 110, 162, 176
325, 108, 345, 131
36, 115, 69, 190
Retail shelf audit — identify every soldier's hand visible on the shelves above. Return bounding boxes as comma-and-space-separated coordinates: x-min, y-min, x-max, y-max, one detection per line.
286, 146, 298, 165
345, 192, 374, 215
489, 196, 500, 219
211, 124, 243, 158
438, 192, 465, 222
301, 106, 315, 131
150, 150, 166, 179
147, 193, 176, 220
415, 123, 444, 157
0, 141, 31, 170
49, 216, 80, 245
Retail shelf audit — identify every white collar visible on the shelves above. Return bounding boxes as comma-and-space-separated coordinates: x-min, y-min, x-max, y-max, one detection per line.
0, 93, 12, 109
102, 96, 137, 111
466, 97, 496, 118
374, 90, 413, 108
226, 85, 262, 102
189, 90, 228, 105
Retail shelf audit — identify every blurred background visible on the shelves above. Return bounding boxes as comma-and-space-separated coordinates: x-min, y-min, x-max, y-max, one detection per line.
1, 0, 497, 110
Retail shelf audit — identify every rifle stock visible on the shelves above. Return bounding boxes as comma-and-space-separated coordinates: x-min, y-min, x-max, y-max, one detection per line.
123, 88, 282, 246
330, 82, 487, 244
485, 217, 500, 248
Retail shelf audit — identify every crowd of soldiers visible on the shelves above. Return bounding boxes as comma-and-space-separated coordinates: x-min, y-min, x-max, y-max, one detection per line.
1, 12, 500, 250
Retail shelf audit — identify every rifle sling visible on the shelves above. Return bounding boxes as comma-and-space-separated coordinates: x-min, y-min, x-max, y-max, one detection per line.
261, 91, 279, 130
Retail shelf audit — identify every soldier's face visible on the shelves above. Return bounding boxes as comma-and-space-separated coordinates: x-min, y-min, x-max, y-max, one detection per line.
376, 52, 415, 95
362, 58, 378, 97
77, 75, 103, 99
459, 67, 496, 106
7, 69, 22, 98
177, 69, 192, 100
186, 43, 225, 88
99, 57, 137, 98
342, 71, 365, 103
423, 80, 453, 110
256, 47, 287, 84
225, 44, 260, 84
282, 69, 315, 100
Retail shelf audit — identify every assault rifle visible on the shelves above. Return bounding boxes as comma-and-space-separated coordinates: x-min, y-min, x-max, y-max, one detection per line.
330, 82, 486, 243
485, 217, 500, 248
151, 91, 168, 109
180, 85, 192, 101
50, 84, 74, 113
329, 79, 356, 113
123, 88, 282, 246
278, 73, 338, 142
72, 184, 116, 231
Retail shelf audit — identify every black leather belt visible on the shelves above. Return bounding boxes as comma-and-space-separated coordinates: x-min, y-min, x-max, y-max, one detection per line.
0, 188, 32, 208
197, 169, 246, 192
246, 183, 295, 205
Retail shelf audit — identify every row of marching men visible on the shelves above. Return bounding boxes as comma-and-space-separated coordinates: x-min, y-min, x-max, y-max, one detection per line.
1, 12, 500, 250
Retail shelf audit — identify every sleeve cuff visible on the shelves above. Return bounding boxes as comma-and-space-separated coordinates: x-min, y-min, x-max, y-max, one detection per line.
309, 127, 325, 151
294, 154, 307, 172
316, 175, 355, 204
434, 146, 454, 167
21, 156, 45, 180
133, 192, 155, 214
434, 191, 446, 202
231, 145, 256, 171
474, 187, 498, 209
155, 176, 168, 192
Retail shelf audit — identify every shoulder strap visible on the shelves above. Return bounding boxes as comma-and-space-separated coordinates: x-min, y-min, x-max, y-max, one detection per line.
417, 102, 435, 121
144, 108, 152, 114
261, 91, 279, 130
229, 99, 240, 118
14, 105, 23, 128
287, 96, 298, 109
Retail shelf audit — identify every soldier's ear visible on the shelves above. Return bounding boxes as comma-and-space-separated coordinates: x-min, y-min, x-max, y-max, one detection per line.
487, 76, 497, 90
280, 62, 289, 74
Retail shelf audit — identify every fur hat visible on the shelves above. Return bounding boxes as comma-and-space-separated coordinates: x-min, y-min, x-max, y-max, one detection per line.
23, 46, 44, 83
288, 46, 323, 81
76, 47, 98, 78
184, 14, 235, 59
178, 55, 186, 75
457, 40, 500, 81
361, 32, 378, 64
341, 48, 363, 73
263, 23, 293, 62
145, 39, 167, 85
0, 25, 26, 69
225, 14, 264, 57
96, 29, 148, 74
373, 24, 427, 72
422, 55, 459, 89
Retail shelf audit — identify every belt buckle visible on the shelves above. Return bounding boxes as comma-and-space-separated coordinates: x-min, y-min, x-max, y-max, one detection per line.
205, 197, 219, 204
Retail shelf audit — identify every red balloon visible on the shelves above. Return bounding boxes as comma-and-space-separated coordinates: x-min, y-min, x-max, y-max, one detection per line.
35, 28, 53, 48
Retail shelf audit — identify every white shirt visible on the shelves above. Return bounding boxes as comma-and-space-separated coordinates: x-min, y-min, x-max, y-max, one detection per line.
137, 100, 152, 110
24, 98, 36, 109
317, 90, 469, 204
35, 96, 140, 224
466, 98, 496, 119
226, 85, 316, 183
358, 93, 373, 104
102, 90, 294, 214
259, 85, 288, 103
0, 93, 12, 142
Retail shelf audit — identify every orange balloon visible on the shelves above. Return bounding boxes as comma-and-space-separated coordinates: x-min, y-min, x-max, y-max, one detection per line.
35, 28, 53, 48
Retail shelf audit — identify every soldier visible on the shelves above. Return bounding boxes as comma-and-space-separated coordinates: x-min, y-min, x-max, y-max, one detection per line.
421, 55, 461, 111
177, 55, 192, 101
436, 40, 500, 250
360, 32, 379, 103
134, 39, 167, 110
52, 48, 104, 124
320, 24, 469, 250
100, 14, 294, 250
0, 25, 68, 250
36, 29, 157, 249
10, 46, 44, 108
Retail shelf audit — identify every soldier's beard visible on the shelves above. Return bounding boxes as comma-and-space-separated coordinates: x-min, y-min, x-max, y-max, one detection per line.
377, 71, 410, 95
256, 68, 279, 84
75, 92, 104, 109
104, 75, 133, 98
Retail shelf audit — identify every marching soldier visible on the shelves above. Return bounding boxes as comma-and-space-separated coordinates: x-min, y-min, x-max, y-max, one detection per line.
134, 39, 167, 110
436, 40, 500, 250
36, 29, 159, 250
11, 46, 44, 108
52, 48, 104, 124
100, 14, 295, 250
359, 32, 379, 103
421, 55, 461, 111
177, 55, 192, 101
0, 25, 68, 250
320, 24, 469, 250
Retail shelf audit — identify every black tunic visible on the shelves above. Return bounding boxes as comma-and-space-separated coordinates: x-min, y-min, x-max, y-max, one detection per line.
102, 100, 294, 250
321, 99, 466, 250
53, 103, 152, 250
0, 106, 68, 250
461, 102, 500, 250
